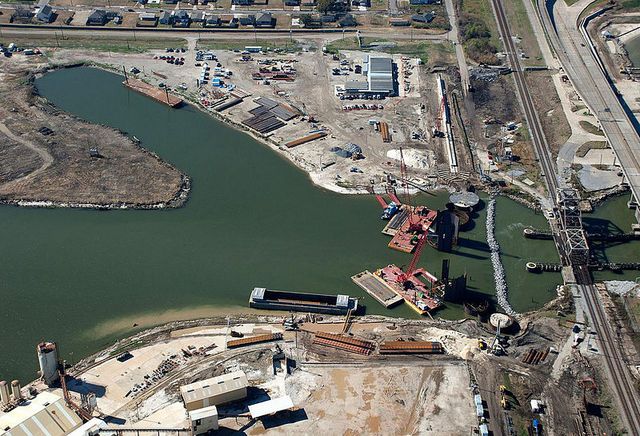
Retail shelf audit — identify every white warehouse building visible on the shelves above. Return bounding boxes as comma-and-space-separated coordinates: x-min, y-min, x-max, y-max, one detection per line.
344, 55, 396, 96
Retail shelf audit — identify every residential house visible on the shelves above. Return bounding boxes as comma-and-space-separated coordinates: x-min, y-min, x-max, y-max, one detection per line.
233, 0, 253, 5
284, 0, 300, 5
220, 15, 239, 28
255, 12, 275, 27
137, 12, 158, 27
172, 10, 190, 27
159, 11, 173, 25
411, 12, 434, 23
338, 13, 357, 27
351, 0, 370, 6
36, 5, 56, 23
10, 8, 34, 23
86, 10, 109, 26
238, 14, 255, 25
409, 0, 438, 4
190, 10, 205, 23
203, 15, 221, 27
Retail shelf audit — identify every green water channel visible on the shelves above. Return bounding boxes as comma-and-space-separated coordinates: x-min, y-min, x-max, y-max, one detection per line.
626, 34, 640, 67
0, 67, 575, 383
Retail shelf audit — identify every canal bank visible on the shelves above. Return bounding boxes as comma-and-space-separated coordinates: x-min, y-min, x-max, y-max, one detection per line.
0, 66, 585, 383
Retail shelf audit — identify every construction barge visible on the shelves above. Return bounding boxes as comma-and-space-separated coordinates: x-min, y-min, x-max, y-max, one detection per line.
388, 207, 438, 253
249, 287, 358, 315
378, 265, 444, 314
351, 270, 404, 308
123, 78, 183, 107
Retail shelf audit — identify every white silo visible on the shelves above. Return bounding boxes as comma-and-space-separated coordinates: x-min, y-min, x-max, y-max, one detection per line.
37, 342, 59, 386
10, 380, 21, 401
0, 380, 10, 405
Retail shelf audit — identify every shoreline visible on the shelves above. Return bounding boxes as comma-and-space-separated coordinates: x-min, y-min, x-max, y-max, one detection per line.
0, 63, 192, 210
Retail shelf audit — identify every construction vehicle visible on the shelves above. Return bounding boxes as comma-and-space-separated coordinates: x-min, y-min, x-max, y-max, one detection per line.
499, 385, 508, 409
478, 339, 487, 350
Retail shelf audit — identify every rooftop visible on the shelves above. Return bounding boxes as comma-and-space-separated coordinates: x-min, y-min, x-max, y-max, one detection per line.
180, 371, 248, 404
0, 391, 82, 436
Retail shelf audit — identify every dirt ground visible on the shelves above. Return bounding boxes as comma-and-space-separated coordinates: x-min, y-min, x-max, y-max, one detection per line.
0, 56, 187, 207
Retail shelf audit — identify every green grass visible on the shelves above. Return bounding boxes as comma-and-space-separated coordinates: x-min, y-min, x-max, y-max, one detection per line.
503, 0, 544, 66
196, 38, 301, 52
579, 120, 605, 136
325, 37, 454, 65
0, 35, 187, 53
576, 140, 608, 157
459, 0, 500, 64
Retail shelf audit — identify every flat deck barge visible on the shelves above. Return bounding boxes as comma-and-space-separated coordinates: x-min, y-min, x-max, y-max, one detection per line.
381, 205, 410, 236
123, 78, 183, 107
249, 287, 358, 315
377, 265, 443, 314
351, 270, 403, 308
388, 207, 437, 253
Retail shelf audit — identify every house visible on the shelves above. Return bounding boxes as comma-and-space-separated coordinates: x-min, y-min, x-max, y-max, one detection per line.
284, 0, 300, 5
238, 14, 255, 25
233, 0, 253, 5
10, 8, 34, 23
338, 14, 357, 27
163, 0, 179, 4
86, 10, 109, 26
320, 14, 336, 23
220, 15, 239, 28
36, 5, 56, 23
203, 15, 221, 27
159, 11, 173, 25
409, 0, 438, 4
411, 12, 434, 23
255, 12, 275, 28
190, 10, 205, 23
389, 18, 410, 26
351, 0, 370, 6
137, 12, 158, 27
172, 10, 190, 27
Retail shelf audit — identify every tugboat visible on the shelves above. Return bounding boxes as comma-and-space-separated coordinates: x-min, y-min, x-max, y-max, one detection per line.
381, 201, 399, 220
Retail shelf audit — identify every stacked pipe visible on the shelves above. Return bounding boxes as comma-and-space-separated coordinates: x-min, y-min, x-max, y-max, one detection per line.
486, 196, 517, 317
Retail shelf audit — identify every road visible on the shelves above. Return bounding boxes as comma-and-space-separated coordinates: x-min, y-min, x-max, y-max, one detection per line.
444, 0, 470, 95
538, 0, 640, 223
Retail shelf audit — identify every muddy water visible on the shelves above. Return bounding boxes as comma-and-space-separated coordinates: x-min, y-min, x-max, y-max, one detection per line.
626, 34, 640, 67
0, 66, 577, 382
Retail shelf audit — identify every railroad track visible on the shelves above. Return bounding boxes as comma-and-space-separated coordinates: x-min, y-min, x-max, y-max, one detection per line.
491, 1, 640, 432
575, 266, 640, 434
491, 0, 559, 199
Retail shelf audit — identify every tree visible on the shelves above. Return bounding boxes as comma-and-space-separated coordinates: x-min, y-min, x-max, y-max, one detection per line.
317, 0, 334, 14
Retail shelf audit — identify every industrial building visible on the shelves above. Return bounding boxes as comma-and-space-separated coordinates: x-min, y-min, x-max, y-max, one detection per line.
180, 371, 248, 411
344, 56, 396, 96
37, 341, 59, 386
0, 391, 82, 436
189, 405, 219, 434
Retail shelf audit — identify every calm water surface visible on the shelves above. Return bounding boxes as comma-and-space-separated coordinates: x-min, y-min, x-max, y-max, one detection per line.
626, 34, 640, 67
1, 66, 610, 383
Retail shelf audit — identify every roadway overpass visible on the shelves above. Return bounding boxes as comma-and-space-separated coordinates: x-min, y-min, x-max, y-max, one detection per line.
538, 0, 640, 223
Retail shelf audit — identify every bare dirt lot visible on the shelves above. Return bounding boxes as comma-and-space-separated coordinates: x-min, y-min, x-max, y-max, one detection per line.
0, 57, 187, 207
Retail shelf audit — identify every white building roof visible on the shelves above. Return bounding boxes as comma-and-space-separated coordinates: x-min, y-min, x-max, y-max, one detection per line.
180, 371, 248, 404
0, 391, 82, 436
248, 396, 294, 418
68, 418, 109, 436
188, 405, 218, 421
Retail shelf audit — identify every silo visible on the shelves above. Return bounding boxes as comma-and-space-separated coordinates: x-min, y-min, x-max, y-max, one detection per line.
10, 380, 21, 401
37, 342, 59, 386
0, 380, 10, 405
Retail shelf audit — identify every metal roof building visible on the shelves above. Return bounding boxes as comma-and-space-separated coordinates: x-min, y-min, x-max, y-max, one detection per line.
367, 56, 394, 94
0, 391, 82, 436
180, 371, 248, 411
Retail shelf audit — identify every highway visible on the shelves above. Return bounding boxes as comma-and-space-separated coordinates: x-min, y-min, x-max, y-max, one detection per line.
491, 0, 640, 432
538, 0, 640, 223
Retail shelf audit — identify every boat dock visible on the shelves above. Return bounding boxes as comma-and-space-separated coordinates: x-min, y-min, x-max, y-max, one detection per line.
388, 207, 438, 253
249, 287, 358, 315
123, 78, 183, 107
351, 270, 404, 308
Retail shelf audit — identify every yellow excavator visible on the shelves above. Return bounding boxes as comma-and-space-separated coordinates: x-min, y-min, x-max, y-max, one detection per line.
499, 385, 508, 409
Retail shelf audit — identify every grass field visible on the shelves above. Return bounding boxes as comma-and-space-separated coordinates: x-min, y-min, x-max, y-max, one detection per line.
1, 34, 187, 53
502, 0, 544, 66
325, 37, 454, 65
459, 0, 500, 64
579, 120, 605, 136
576, 140, 608, 157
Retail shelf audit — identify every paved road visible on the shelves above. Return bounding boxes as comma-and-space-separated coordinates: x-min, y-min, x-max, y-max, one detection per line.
539, 0, 640, 223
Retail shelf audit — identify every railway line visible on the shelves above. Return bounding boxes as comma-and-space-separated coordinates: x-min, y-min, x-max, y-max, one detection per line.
490, 0, 640, 432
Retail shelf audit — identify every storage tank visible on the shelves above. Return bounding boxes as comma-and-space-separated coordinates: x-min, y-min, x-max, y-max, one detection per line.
0, 380, 10, 405
489, 313, 514, 332
11, 380, 21, 401
37, 342, 59, 386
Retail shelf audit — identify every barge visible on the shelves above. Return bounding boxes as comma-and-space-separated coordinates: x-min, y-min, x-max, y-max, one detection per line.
123, 78, 183, 107
249, 287, 358, 315
388, 206, 438, 253
376, 265, 444, 314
